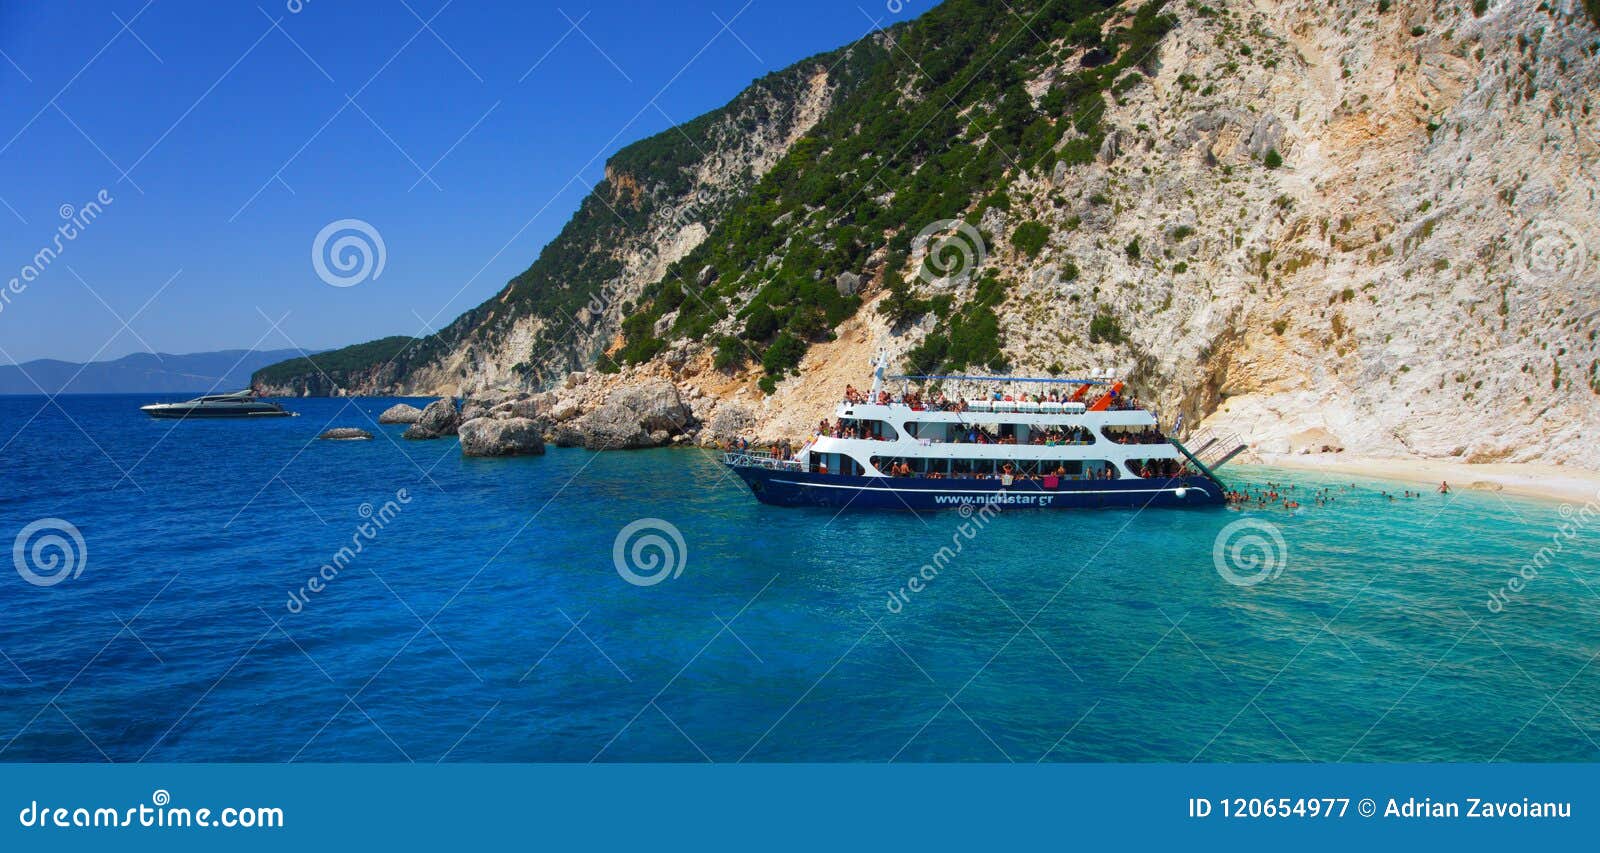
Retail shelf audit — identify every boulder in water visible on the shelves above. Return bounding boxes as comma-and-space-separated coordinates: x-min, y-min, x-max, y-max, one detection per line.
551, 402, 654, 450
492, 394, 549, 421
544, 380, 697, 450
402, 398, 462, 439
610, 379, 692, 433
707, 402, 756, 441
318, 428, 373, 441
459, 417, 546, 457
377, 403, 423, 424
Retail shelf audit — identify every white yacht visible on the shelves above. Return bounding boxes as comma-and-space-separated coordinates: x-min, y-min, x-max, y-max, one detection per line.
139, 390, 292, 419
723, 353, 1244, 510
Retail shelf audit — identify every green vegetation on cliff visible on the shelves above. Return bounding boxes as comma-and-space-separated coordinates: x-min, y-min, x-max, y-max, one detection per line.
252, 336, 422, 389
617, 0, 1177, 386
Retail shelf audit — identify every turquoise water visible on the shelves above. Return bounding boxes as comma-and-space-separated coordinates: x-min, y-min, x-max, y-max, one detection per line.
0, 395, 1597, 762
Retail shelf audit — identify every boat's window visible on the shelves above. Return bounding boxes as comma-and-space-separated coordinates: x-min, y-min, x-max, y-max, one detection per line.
867, 457, 1123, 480
1100, 425, 1168, 446
842, 419, 898, 440
1123, 458, 1187, 479
947, 423, 1095, 445
826, 454, 864, 476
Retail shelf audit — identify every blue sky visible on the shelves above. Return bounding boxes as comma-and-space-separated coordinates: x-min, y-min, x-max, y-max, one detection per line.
0, 0, 928, 364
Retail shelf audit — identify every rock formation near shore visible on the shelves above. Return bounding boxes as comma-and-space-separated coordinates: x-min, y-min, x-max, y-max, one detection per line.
254, 0, 1600, 468
317, 428, 373, 441
547, 377, 698, 449
377, 403, 423, 424
402, 399, 462, 440
458, 417, 546, 457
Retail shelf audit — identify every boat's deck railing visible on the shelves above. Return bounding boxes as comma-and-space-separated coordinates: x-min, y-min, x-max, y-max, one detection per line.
842, 399, 1146, 415
720, 449, 806, 471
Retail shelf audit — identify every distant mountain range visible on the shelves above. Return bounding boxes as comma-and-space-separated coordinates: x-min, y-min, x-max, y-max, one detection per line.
0, 349, 319, 395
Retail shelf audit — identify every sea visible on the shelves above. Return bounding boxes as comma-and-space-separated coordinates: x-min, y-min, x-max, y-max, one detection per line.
0, 394, 1596, 762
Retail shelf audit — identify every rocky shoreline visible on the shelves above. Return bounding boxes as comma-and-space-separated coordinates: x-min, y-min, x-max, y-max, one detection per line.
372, 374, 752, 458
306, 373, 1600, 500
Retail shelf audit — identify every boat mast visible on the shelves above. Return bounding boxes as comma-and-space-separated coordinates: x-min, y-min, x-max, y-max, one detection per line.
868, 349, 889, 399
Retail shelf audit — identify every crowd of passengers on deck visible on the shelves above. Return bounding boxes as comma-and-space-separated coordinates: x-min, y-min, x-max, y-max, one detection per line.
876, 458, 1193, 481
841, 383, 1143, 412
815, 419, 1169, 446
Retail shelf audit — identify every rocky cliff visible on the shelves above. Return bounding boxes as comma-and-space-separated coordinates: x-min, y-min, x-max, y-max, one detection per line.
256, 0, 1600, 468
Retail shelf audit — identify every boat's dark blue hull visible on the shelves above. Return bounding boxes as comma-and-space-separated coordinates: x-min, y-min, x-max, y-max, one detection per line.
727, 465, 1225, 510
142, 408, 291, 419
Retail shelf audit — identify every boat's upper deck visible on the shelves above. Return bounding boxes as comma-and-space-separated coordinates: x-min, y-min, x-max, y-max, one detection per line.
834, 399, 1158, 428
839, 364, 1154, 423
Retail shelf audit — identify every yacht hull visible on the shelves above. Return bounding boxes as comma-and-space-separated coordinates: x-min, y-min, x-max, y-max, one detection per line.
728, 465, 1225, 510
141, 406, 291, 419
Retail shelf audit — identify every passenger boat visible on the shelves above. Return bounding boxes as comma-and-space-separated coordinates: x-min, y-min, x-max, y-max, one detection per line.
139, 390, 293, 419
722, 353, 1245, 511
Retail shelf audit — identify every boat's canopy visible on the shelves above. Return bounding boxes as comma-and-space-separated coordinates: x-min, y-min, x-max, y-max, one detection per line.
886, 373, 1114, 386
193, 390, 257, 402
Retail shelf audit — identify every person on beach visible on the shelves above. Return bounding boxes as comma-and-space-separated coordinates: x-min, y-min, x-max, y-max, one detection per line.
1438, 481, 1451, 494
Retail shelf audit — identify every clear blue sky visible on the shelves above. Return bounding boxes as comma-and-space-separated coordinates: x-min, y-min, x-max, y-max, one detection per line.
0, 0, 928, 364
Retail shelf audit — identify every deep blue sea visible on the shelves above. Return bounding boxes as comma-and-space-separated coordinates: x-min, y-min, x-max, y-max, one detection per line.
0, 394, 1597, 762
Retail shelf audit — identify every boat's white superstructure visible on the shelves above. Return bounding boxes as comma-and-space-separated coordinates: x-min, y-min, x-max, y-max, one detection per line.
803, 354, 1188, 481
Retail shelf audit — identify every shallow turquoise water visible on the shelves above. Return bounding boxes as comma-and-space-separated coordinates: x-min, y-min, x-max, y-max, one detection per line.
1, 395, 1597, 761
